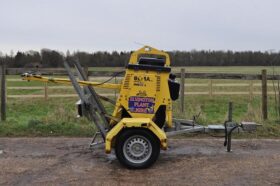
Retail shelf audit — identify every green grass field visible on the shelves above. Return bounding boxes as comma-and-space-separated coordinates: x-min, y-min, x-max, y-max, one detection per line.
1, 66, 280, 137
1, 95, 279, 137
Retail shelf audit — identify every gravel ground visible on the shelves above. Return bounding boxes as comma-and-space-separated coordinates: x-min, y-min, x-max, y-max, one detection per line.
0, 138, 279, 186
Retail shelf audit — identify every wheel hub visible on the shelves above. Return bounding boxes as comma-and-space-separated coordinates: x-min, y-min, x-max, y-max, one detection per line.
123, 135, 152, 164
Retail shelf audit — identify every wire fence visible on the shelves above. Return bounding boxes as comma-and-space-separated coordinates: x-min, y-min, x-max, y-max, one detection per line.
2, 68, 277, 120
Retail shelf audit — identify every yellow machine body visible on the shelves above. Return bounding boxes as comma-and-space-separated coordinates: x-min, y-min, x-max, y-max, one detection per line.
106, 46, 175, 152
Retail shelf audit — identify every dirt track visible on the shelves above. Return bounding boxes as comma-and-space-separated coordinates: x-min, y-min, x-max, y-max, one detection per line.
0, 138, 279, 186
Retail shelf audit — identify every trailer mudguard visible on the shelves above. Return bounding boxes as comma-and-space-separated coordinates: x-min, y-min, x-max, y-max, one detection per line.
105, 118, 167, 153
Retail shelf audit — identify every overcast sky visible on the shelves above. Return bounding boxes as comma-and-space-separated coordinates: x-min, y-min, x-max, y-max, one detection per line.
0, 0, 279, 54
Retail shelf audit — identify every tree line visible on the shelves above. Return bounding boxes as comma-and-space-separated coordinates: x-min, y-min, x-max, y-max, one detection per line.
0, 49, 279, 68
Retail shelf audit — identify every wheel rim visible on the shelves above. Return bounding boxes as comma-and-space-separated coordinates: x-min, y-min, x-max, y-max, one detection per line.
123, 135, 152, 164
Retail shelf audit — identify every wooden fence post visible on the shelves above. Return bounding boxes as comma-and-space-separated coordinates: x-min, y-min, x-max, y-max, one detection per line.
114, 76, 117, 100
228, 102, 233, 122
209, 79, 213, 97
249, 80, 253, 100
84, 66, 89, 80
44, 83, 48, 100
1, 61, 6, 121
262, 69, 268, 120
180, 68, 185, 113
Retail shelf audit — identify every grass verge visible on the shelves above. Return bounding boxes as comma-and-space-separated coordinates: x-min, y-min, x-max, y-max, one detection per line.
0, 96, 279, 138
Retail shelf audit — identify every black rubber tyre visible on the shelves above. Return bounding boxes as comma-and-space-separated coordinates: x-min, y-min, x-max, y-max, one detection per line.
115, 129, 160, 169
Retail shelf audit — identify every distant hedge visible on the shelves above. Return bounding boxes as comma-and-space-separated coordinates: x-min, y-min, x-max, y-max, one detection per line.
1, 49, 279, 67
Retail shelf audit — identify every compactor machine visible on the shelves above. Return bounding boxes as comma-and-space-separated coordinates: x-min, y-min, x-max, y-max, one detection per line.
22, 46, 259, 169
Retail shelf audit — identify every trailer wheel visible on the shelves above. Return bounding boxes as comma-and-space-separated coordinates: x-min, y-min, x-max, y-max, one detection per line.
115, 129, 160, 169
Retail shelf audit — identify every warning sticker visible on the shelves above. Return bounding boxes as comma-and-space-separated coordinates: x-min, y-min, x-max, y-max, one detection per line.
128, 96, 155, 114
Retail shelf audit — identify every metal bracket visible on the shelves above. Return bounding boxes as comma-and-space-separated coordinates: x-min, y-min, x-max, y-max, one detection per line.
63, 60, 108, 141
